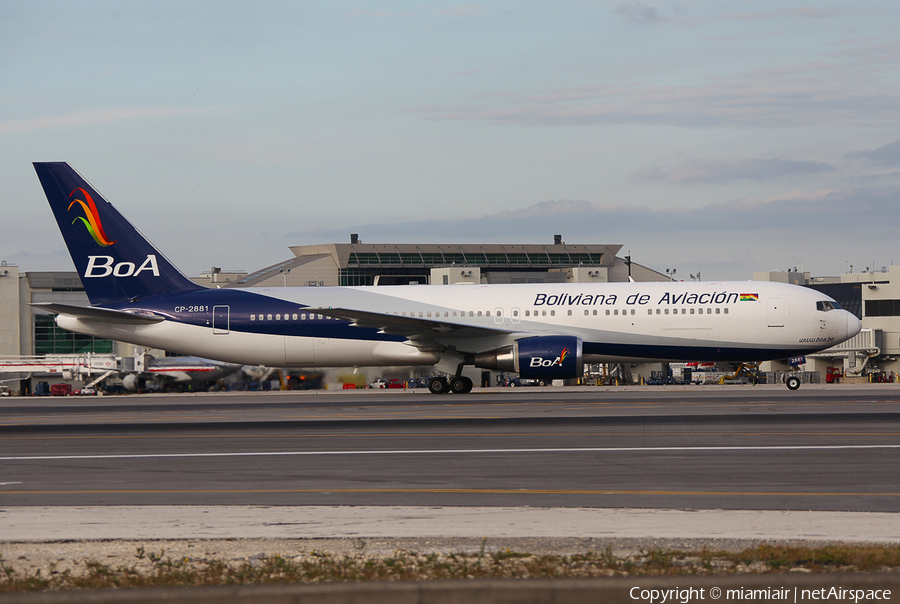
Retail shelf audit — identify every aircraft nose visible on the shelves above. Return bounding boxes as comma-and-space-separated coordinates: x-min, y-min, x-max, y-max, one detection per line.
846, 311, 862, 339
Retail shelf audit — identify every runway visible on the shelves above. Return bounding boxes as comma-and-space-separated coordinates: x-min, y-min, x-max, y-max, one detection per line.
2, 384, 899, 512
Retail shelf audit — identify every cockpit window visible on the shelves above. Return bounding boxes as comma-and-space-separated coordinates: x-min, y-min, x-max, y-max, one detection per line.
816, 300, 842, 312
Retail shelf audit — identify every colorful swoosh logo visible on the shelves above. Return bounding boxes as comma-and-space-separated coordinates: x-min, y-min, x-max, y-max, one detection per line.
67, 188, 116, 247
559, 347, 569, 364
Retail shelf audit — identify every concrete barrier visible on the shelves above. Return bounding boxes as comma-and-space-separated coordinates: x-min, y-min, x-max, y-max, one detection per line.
3, 574, 899, 604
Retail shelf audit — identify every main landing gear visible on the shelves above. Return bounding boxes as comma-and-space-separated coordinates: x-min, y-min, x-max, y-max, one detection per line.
427, 375, 473, 394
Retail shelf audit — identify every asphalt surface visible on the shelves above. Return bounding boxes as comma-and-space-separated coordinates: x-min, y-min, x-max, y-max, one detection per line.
2, 384, 899, 512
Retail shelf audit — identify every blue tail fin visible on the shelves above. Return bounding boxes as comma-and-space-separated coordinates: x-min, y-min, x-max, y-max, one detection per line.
34, 162, 205, 305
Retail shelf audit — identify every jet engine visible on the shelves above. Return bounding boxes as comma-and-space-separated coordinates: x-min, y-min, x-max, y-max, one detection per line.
474, 335, 583, 380
122, 374, 147, 391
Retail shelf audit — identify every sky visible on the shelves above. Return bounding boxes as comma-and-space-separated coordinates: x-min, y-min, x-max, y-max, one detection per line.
2, 0, 900, 281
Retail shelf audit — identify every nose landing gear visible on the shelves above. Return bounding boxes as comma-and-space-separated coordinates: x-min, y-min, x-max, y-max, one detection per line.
785, 375, 801, 390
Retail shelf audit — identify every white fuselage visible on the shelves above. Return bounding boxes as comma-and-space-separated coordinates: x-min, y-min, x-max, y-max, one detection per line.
57, 280, 862, 369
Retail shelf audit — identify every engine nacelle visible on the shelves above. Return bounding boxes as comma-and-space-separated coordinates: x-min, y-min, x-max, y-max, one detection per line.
474, 335, 583, 380
122, 374, 147, 391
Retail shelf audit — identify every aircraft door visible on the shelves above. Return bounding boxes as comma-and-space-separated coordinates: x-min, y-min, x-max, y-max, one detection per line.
213, 305, 230, 334
511, 307, 521, 325
494, 307, 504, 325
767, 298, 784, 327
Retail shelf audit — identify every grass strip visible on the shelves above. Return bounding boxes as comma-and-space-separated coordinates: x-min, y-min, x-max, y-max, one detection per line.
3, 542, 900, 593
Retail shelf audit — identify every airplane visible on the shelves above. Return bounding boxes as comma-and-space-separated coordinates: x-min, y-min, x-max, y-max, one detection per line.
32, 162, 862, 394
121, 356, 242, 392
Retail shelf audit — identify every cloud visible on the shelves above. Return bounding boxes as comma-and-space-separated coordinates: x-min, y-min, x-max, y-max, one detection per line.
282, 185, 900, 280
848, 139, 900, 167
0, 106, 210, 134
776, 7, 840, 18
611, 3, 666, 23
409, 62, 900, 129
286, 187, 899, 243
437, 5, 485, 17
632, 158, 835, 184
346, 10, 397, 19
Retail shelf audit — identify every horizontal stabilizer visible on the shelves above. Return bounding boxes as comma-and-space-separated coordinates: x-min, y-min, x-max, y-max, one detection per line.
31, 303, 165, 324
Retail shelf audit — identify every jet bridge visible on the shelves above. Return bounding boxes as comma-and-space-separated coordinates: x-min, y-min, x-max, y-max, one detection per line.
806, 328, 881, 376
0, 353, 121, 392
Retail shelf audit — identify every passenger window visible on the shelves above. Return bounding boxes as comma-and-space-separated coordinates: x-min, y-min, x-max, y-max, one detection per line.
250, 314, 256, 321
567, 310, 572, 316
267, 314, 273, 320
542, 310, 547, 317
614, 309, 619, 316
605, 309, 610, 316
716, 308, 720, 314
724, 308, 729, 314
550, 310, 555, 316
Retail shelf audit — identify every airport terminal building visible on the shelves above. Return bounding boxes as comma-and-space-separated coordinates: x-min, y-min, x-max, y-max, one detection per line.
195, 238, 667, 289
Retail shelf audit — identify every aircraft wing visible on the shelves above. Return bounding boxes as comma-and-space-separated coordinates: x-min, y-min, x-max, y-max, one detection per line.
306, 307, 514, 339
30, 303, 165, 324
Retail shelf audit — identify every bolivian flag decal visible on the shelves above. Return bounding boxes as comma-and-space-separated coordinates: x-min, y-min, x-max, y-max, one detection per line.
740, 293, 759, 302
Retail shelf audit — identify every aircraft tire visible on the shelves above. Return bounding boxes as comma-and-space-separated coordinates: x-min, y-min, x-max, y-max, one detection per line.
428, 376, 449, 394
786, 375, 801, 391
450, 376, 473, 394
